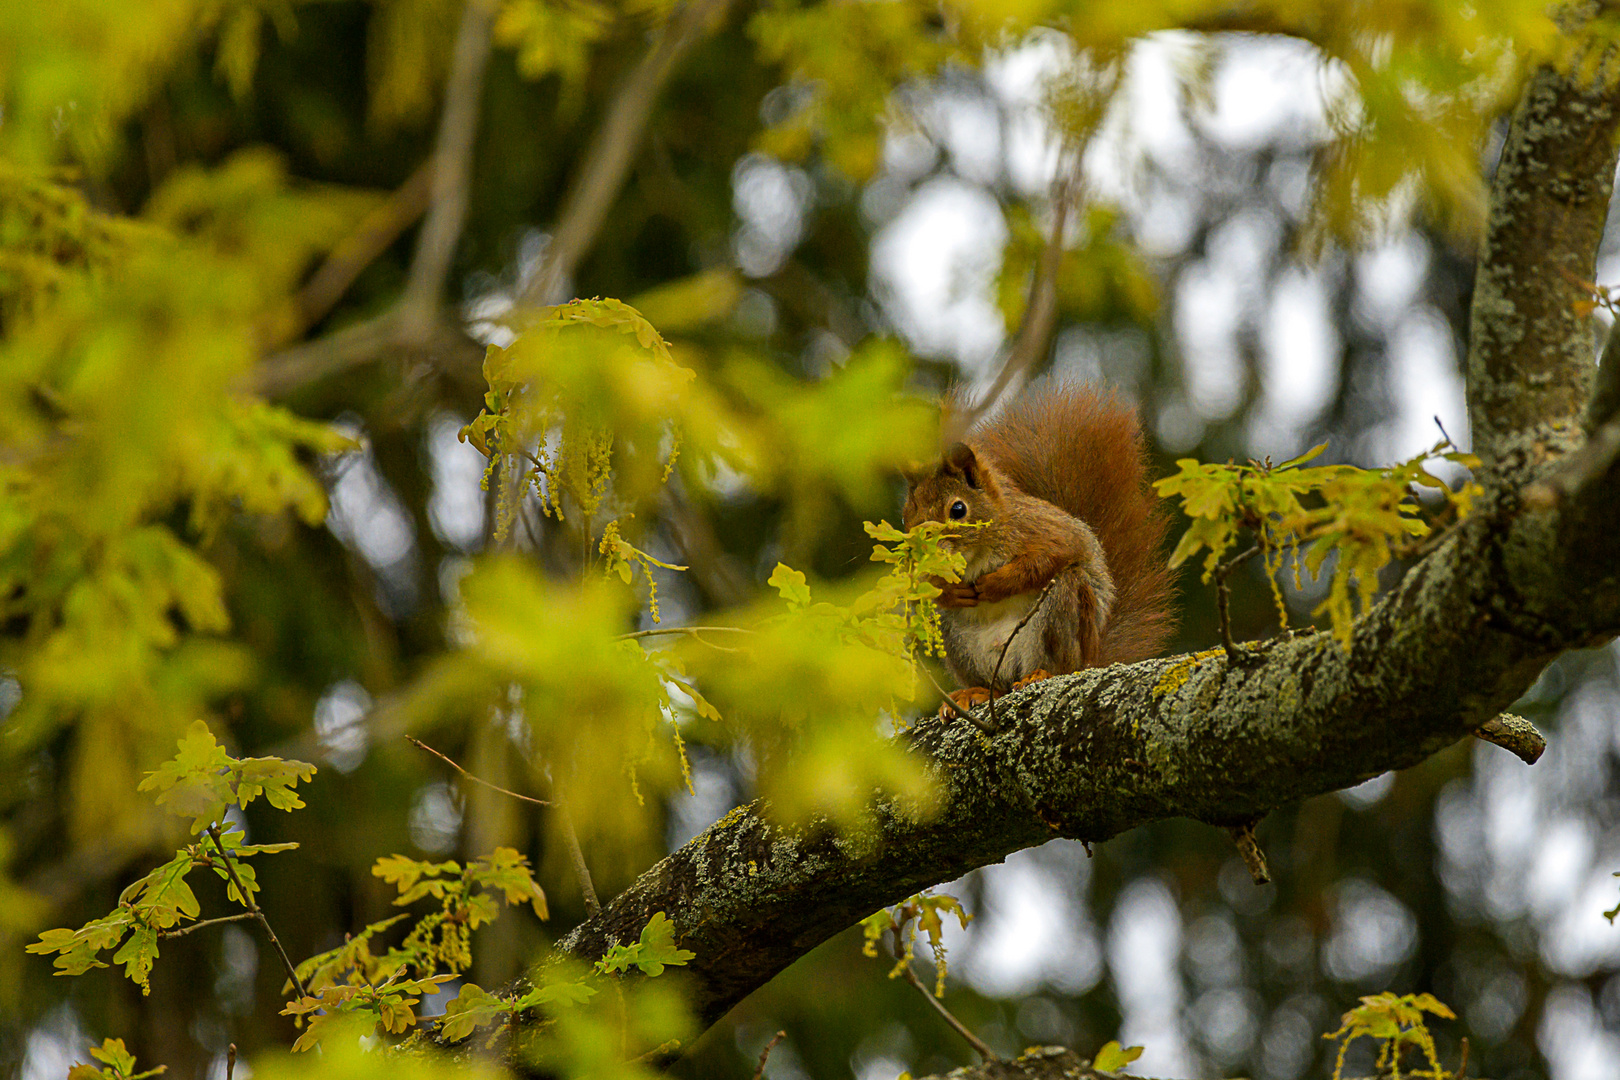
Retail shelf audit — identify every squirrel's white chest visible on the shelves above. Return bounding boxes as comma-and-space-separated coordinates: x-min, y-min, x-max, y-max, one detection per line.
948, 592, 1043, 679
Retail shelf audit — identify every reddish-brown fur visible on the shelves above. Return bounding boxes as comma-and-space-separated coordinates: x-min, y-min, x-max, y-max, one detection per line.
970, 385, 1176, 664
903, 383, 1176, 694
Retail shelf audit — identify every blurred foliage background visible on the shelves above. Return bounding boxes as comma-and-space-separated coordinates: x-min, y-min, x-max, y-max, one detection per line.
3, 1, 1619, 1079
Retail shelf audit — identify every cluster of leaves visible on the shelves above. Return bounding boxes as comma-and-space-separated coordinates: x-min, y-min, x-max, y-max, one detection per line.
27, 722, 313, 993
430, 298, 946, 851
750, 0, 965, 178
1324, 992, 1461, 1080
67, 1038, 166, 1080
862, 519, 974, 663
438, 910, 695, 1048
861, 891, 972, 997
283, 972, 457, 1054
1155, 439, 1482, 647
279, 849, 550, 1051
0, 147, 361, 844
747, 0, 1589, 247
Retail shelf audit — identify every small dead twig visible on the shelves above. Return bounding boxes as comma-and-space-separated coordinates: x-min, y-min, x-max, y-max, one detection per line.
226, 1045, 236, 1080
890, 929, 997, 1063
1214, 544, 1261, 665
205, 824, 308, 1001
751, 1031, 787, 1080
553, 781, 601, 918
158, 912, 257, 939
619, 625, 748, 652
1523, 414, 1620, 508
986, 571, 1067, 730
1226, 820, 1270, 885
406, 736, 552, 806
618, 625, 750, 640
1472, 713, 1547, 764
918, 661, 995, 734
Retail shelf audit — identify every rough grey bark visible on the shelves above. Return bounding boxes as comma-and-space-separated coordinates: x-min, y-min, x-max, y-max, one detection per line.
911, 1047, 1101, 1080
1465, 47, 1620, 477
534, 54, 1620, 1051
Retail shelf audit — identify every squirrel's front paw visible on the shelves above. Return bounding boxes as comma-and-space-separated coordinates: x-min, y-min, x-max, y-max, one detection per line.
932, 579, 980, 608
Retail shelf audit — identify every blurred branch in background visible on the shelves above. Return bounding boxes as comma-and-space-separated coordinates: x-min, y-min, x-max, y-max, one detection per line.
519, 0, 738, 308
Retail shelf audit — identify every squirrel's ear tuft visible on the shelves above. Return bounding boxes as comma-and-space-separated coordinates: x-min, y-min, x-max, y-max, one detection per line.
944, 442, 979, 487
900, 461, 930, 488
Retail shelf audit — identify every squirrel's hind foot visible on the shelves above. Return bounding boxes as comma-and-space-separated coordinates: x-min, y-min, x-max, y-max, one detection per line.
939, 686, 992, 720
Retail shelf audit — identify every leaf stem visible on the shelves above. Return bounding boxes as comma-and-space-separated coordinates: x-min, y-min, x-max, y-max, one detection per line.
751, 1031, 787, 1080
987, 570, 1067, 729
406, 736, 552, 807
890, 929, 996, 1062
206, 824, 308, 1001
1215, 544, 1261, 665
158, 912, 257, 939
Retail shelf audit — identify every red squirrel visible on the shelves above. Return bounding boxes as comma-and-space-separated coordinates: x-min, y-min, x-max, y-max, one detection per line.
902, 384, 1176, 708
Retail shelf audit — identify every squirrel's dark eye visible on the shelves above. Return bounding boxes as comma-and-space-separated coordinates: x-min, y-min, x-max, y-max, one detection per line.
949, 500, 968, 520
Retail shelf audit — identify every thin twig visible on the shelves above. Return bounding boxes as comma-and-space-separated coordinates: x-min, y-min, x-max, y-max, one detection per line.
917, 661, 994, 733
1214, 544, 1261, 665
617, 625, 751, 639
407, 736, 553, 806
520, 0, 736, 308
205, 824, 308, 1001
226, 1045, 236, 1080
619, 626, 750, 652
1455, 1036, 1470, 1080
890, 929, 997, 1062
987, 571, 1067, 730
751, 1030, 787, 1080
401, 0, 498, 334
158, 912, 257, 939
553, 781, 601, 917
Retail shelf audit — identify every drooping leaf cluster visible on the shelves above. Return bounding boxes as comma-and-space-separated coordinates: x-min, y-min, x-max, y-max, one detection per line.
1155, 439, 1482, 646
1324, 991, 1462, 1080
420, 296, 950, 853
861, 890, 973, 997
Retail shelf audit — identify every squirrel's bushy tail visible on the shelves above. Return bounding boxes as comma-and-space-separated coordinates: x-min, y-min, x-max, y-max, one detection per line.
971, 383, 1177, 664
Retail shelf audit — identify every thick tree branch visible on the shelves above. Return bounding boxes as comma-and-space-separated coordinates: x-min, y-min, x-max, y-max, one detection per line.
913, 1047, 1167, 1080
532, 42, 1620, 1046
1465, 46, 1620, 478
551, 464, 1620, 1032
